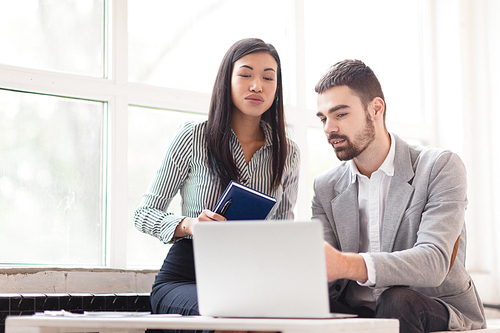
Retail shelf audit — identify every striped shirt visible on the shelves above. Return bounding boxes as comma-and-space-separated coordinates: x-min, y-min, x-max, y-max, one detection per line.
134, 120, 300, 244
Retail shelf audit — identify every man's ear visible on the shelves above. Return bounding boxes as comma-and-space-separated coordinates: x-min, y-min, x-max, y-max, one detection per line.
371, 97, 385, 120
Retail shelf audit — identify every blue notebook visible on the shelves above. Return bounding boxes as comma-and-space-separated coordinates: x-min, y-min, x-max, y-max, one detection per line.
213, 181, 277, 220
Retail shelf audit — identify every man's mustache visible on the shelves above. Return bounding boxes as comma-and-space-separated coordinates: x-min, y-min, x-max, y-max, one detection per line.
327, 133, 348, 141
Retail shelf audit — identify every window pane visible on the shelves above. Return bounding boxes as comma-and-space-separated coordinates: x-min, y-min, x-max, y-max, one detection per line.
0, 90, 105, 265
306, 127, 342, 204
127, 106, 207, 269
304, 0, 422, 125
0, 1, 105, 77
128, 0, 292, 102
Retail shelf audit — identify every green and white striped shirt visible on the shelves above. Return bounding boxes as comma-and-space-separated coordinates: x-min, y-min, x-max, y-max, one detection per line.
134, 121, 300, 244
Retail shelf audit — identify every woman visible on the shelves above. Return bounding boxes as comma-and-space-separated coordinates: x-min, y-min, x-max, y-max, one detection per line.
134, 38, 300, 332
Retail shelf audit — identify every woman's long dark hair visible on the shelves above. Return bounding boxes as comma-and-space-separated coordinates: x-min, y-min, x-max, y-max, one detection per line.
205, 38, 287, 192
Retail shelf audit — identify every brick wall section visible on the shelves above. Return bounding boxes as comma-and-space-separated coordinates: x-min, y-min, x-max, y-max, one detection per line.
0, 293, 152, 333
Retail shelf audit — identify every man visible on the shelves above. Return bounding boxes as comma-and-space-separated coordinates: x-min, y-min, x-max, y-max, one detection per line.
312, 59, 485, 332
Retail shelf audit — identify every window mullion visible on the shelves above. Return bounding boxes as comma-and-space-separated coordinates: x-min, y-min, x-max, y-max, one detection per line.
106, 0, 129, 269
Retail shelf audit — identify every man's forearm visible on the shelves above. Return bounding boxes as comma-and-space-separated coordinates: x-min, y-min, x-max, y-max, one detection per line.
324, 241, 368, 283
342, 252, 368, 283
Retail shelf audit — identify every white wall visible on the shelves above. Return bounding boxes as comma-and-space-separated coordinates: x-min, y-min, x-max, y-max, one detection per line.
426, 0, 500, 304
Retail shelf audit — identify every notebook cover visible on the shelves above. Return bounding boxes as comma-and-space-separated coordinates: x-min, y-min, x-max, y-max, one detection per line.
213, 181, 276, 220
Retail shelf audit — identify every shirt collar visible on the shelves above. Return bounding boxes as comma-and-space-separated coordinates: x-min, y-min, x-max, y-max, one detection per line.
349, 132, 396, 183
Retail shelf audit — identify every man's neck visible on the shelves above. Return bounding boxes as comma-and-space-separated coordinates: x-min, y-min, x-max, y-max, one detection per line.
353, 131, 391, 178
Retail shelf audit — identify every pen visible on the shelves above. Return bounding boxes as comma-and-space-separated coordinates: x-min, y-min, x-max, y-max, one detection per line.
220, 198, 232, 216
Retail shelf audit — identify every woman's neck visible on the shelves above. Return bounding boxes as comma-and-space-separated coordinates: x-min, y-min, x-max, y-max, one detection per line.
229, 113, 264, 143
230, 113, 265, 164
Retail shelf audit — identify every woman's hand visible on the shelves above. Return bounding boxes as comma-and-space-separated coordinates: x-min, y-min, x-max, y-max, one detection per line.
175, 210, 226, 237
197, 209, 226, 222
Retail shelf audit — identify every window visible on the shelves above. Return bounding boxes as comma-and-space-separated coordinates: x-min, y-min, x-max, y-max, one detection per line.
0, 1, 105, 76
0, 0, 427, 268
0, 0, 107, 267
126, 106, 207, 268
293, 0, 427, 220
127, 0, 292, 102
0, 89, 105, 265
3, 2, 497, 307
303, 0, 423, 125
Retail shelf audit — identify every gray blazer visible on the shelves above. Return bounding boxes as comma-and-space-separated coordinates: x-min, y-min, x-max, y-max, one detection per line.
312, 134, 486, 331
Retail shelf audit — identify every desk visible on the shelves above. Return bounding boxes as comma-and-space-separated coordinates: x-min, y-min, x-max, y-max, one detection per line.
6, 314, 399, 333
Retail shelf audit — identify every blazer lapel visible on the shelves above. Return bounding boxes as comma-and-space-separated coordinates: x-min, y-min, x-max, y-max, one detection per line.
381, 135, 415, 252
331, 171, 360, 253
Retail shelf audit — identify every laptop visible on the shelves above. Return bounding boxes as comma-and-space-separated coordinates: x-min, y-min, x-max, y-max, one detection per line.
192, 220, 354, 319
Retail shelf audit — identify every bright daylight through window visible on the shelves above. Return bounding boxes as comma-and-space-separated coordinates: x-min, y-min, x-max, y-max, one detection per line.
0, 0, 430, 269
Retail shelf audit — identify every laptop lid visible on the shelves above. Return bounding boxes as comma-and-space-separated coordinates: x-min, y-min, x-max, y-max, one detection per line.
193, 220, 345, 318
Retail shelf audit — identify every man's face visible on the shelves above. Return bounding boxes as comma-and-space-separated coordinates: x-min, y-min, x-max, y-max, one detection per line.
316, 85, 375, 161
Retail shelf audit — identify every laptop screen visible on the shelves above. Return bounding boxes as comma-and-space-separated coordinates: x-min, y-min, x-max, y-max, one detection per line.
192, 220, 336, 318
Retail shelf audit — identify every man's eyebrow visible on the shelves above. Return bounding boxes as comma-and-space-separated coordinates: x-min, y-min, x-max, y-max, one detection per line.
316, 104, 349, 117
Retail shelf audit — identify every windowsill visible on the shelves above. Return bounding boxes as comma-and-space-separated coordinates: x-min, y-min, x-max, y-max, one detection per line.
0, 268, 158, 294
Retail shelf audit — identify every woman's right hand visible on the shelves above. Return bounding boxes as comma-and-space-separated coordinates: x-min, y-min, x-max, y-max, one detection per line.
197, 209, 226, 222
176, 210, 226, 237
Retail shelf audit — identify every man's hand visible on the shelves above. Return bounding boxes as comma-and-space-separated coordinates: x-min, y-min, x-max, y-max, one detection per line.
324, 241, 368, 283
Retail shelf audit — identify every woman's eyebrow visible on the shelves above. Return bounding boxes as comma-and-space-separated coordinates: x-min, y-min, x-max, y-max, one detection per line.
238, 65, 276, 72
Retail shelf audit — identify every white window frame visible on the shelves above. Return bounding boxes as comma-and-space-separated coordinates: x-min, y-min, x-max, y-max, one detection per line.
0, 0, 440, 271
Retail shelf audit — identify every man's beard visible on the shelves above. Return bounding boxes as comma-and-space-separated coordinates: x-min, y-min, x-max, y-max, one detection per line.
327, 113, 375, 161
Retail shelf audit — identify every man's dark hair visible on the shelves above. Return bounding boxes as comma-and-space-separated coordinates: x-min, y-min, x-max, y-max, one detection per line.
315, 59, 386, 120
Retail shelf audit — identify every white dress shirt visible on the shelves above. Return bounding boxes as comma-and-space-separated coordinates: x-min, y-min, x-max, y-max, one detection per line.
345, 133, 396, 309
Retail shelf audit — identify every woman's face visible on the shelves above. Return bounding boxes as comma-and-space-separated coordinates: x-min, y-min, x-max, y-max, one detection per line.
231, 52, 278, 119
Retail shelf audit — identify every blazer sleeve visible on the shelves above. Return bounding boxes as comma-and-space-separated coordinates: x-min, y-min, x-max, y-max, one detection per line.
371, 150, 467, 288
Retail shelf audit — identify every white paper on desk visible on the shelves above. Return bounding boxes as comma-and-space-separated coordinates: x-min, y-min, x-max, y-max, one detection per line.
40, 310, 83, 317
83, 311, 152, 317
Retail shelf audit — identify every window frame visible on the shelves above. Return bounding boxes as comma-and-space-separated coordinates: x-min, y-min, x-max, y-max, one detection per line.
0, 0, 432, 269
